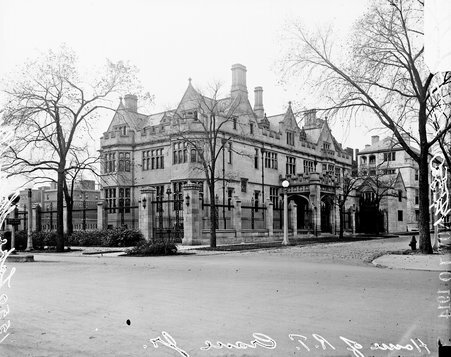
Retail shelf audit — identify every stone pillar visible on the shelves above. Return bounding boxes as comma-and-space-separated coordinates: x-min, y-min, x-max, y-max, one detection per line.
63, 203, 68, 234
290, 201, 297, 238
139, 187, 156, 242
182, 183, 201, 245
334, 205, 340, 236
32, 204, 41, 232
97, 201, 107, 230
232, 196, 242, 242
351, 206, 356, 236
266, 199, 273, 239
309, 173, 321, 235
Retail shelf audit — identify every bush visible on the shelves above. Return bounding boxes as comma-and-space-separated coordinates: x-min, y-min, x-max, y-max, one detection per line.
67, 228, 145, 247
31, 231, 58, 249
67, 230, 103, 246
126, 240, 178, 256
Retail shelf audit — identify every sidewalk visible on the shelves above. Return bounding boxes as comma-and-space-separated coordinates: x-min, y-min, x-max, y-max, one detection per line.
372, 251, 450, 271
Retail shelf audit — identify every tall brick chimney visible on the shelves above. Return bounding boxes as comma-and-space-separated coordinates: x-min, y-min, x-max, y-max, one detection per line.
254, 86, 264, 119
124, 94, 138, 112
231, 64, 248, 99
371, 135, 379, 145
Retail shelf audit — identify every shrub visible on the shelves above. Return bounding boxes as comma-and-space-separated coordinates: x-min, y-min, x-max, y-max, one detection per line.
126, 240, 178, 256
67, 228, 144, 247
31, 231, 58, 249
67, 230, 103, 246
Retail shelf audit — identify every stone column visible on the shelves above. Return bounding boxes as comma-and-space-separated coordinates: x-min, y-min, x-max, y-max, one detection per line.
309, 173, 321, 235
182, 183, 201, 245
232, 196, 242, 242
290, 201, 297, 238
351, 206, 356, 236
266, 199, 273, 239
63, 203, 68, 234
139, 187, 156, 242
97, 201, 107, 230
32, 204, 41, 232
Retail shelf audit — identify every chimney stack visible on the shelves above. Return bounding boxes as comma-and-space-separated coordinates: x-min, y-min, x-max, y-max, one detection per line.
304, 109, 317, 128
254, 86, 264, 119
124, 94, 138, 112
231, 64, 248, 99
365, 144, 370, 149
371, 135, 379, 145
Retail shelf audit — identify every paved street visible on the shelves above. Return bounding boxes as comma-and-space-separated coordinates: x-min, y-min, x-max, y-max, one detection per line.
2, 237, 449, 357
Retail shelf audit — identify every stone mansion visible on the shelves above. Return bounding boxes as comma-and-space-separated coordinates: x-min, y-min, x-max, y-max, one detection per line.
99, 64, 355, 240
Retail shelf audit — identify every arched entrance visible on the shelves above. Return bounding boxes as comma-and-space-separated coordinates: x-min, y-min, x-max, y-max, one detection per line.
320, 195, 334, 233
289, 194, 311, 231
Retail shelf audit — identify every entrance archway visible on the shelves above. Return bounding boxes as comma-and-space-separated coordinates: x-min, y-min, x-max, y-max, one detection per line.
289, 194, 311, 231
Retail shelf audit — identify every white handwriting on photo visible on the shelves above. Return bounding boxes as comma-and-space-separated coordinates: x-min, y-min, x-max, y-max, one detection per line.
144, 331, 430, 357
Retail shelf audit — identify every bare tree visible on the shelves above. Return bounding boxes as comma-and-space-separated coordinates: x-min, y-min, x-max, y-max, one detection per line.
335, 172, 360, 239
1, 46, 140, 252
170, 82, 252, 247
281, 0, 451, 253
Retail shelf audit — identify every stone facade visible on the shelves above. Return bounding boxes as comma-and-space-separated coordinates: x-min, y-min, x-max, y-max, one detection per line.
99, 64, 354, 242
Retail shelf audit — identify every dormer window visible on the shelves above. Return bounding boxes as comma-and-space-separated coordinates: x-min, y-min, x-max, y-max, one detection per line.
323, 142, 331, 150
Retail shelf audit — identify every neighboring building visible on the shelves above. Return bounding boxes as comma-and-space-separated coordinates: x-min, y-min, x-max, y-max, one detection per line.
14, 180, 100, 231
357, 135, 420, 232
100, 64, 354, 236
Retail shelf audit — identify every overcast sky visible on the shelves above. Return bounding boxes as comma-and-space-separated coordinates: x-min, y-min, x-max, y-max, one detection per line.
0, 0, 383, 191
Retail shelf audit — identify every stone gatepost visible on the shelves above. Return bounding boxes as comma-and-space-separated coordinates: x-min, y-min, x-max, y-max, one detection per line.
309, 172, 321, 235
32, 204, 41, 232
97, 201, 107, 230
232, 196, 242, 242
290, 201, 297, 237
139, 187, 156, 242
266, 199, 273, 239
182, 183, 201, 245
63, 203, 68, 234
351, 206, 356, 236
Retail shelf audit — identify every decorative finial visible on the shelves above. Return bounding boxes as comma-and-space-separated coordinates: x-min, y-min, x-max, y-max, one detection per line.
119, 96, 123, 104
288, 101, 292, 107
188, 77, 192, 84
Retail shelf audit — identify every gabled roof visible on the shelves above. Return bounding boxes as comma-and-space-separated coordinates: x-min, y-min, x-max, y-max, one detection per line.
106, 100, 148, 132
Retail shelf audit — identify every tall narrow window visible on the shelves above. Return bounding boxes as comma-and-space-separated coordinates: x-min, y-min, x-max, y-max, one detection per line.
254, 149, 259, 169
233, 117, 237, 130
287, 131, 295, 146
241, 178, 248, 193
270, 187, 279, 208
228, 143, 232, 164
250, 123, 254, 135
286, 156, 296, 175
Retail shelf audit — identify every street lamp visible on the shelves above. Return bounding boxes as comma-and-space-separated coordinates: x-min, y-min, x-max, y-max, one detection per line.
282, 179, 290, 245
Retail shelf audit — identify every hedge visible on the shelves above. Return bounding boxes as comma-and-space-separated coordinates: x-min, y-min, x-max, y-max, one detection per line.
1, 228, 145, 250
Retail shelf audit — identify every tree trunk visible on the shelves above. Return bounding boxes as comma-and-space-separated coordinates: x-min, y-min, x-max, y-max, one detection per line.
339, 205, 344, 239
418, 106, 433, 254
418, 148, 433, 254
63, 181, 74, 236
56, 168, 65, 252
209, 182, 217, 248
